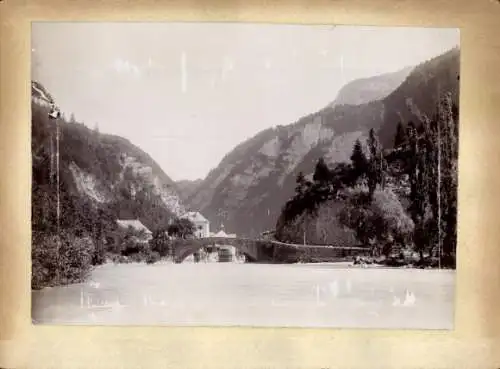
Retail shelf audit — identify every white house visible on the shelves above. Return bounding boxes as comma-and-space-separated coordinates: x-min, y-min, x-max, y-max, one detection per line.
180, 211, 210, 238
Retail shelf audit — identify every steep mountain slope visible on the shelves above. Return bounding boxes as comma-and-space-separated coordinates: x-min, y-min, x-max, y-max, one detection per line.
186, 47, 460, 237
377, 47, 460, 147
330, 66, 413, 107
175, 179, 203, 202
32, 82, 185, 235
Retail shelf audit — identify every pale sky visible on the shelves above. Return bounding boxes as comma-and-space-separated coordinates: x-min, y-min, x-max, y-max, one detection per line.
31, 23, 459, 181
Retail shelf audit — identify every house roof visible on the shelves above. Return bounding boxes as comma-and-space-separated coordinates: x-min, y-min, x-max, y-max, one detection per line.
214, 230, 237, 238
214, 230, 228, 237
181, 211, 209, 224
116, 219, 152, 234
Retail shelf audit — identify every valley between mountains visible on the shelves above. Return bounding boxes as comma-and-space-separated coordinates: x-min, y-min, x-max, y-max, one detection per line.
31, 47, 459, 288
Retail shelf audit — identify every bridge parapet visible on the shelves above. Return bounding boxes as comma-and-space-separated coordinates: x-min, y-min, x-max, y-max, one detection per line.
170, 236, 370, 263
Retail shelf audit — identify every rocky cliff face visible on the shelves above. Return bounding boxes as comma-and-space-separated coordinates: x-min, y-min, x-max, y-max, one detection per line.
186, 48, 460, 237
31, 82, 185, 234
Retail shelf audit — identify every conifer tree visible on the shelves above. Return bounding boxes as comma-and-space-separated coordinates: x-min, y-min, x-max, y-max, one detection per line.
313, 157, 331, 184
295, 172, 306, 196
367, 128, 387, 198
350, 139, 368, 180
394, 122, 408, 148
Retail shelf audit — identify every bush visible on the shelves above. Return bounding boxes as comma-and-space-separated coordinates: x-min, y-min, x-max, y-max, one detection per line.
145, 251, 161, 264
371, 189, 414, 236
338, 187, 414, 255
128, 252, 145, 263
150, 229, 171, 256
105, 252, 123, 264
275, 200, 357, 247
32, 231, 95, 289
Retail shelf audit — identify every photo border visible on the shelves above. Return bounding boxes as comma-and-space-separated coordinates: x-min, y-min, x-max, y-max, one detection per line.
1, 0, 500, 368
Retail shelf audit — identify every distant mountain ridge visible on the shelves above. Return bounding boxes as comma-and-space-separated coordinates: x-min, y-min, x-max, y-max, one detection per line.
186, 47, 460, 237
330, 66, 413, 107
176, 179, 203, 202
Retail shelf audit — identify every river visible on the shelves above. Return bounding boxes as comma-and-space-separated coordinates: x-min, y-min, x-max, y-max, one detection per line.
32, 262, 455, 329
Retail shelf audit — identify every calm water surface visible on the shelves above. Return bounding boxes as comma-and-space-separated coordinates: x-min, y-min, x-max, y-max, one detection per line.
32, 262, 455, 329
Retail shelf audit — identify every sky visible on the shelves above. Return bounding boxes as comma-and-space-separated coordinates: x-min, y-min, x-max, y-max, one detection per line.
31, 23, 459, 181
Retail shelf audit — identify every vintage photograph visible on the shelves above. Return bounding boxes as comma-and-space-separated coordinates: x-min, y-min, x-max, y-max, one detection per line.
31, 22, 459, 329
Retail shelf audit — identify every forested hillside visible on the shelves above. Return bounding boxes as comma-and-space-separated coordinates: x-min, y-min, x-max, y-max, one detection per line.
275, 92, 458, 268
31, 82, 188, 288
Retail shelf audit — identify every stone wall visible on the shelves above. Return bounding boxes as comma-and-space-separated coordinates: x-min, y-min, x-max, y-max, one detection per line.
171, 237, 370, 263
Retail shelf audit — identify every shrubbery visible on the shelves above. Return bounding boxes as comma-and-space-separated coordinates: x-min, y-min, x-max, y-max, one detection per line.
150, 229, 171, 257
32, 231, 95, 290
338, 187, 414, 256
146, 251, 161, 264
111, 227, 162, 264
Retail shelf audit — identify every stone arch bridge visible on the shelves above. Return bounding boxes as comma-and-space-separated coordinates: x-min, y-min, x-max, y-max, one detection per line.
170, 237, 369, 263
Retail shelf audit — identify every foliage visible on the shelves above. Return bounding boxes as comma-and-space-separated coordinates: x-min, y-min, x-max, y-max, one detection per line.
275, 157, 357, 243
394, 122, 408, 148
32, 231, 95, 289
367, 128, 388, 198
312, 157, 332, 183
167, 218, 196, 239
146, 251, 161, 264
31, 93, 187, 289
336, 187, 414, 256
404, 93, 458, 265
277, 199, 357, 246
150, 228, 171, 257
350, 139, 369, 181
275, 92, 458, 268
32, 95, 181, 246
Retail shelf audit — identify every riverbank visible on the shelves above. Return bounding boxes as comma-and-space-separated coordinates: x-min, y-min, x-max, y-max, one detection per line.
32, 252, 453, 292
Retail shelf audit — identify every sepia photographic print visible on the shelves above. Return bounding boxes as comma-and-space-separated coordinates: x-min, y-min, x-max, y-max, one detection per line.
31, 22, 459, 329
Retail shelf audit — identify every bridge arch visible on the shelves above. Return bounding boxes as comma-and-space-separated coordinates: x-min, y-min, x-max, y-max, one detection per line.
172, 237, 260, 263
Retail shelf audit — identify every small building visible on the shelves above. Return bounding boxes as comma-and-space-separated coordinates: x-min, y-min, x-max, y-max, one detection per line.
213, 229, 237, 238
116, 219, 152, 243
212, 224, 241, 262
180, 211, 210, 238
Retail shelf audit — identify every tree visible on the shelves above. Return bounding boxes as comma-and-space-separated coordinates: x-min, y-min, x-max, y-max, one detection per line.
437, 94, 458, 265
397, 95, 458, 268
367, 128, 387, 198
150, 228, 171, 257
394, 122, 408, 148
338, 188, 413, 257
295, 172, 307, 196
350, 139, 368, 181
167, 218, 196, 239
312, 157, 331, 184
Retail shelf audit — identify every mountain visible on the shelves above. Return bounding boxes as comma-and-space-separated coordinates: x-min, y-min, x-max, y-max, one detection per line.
186, 47, 460, 237
330, 66, 413, 107
176, 179, 203, 202
31, 82, 186, 236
